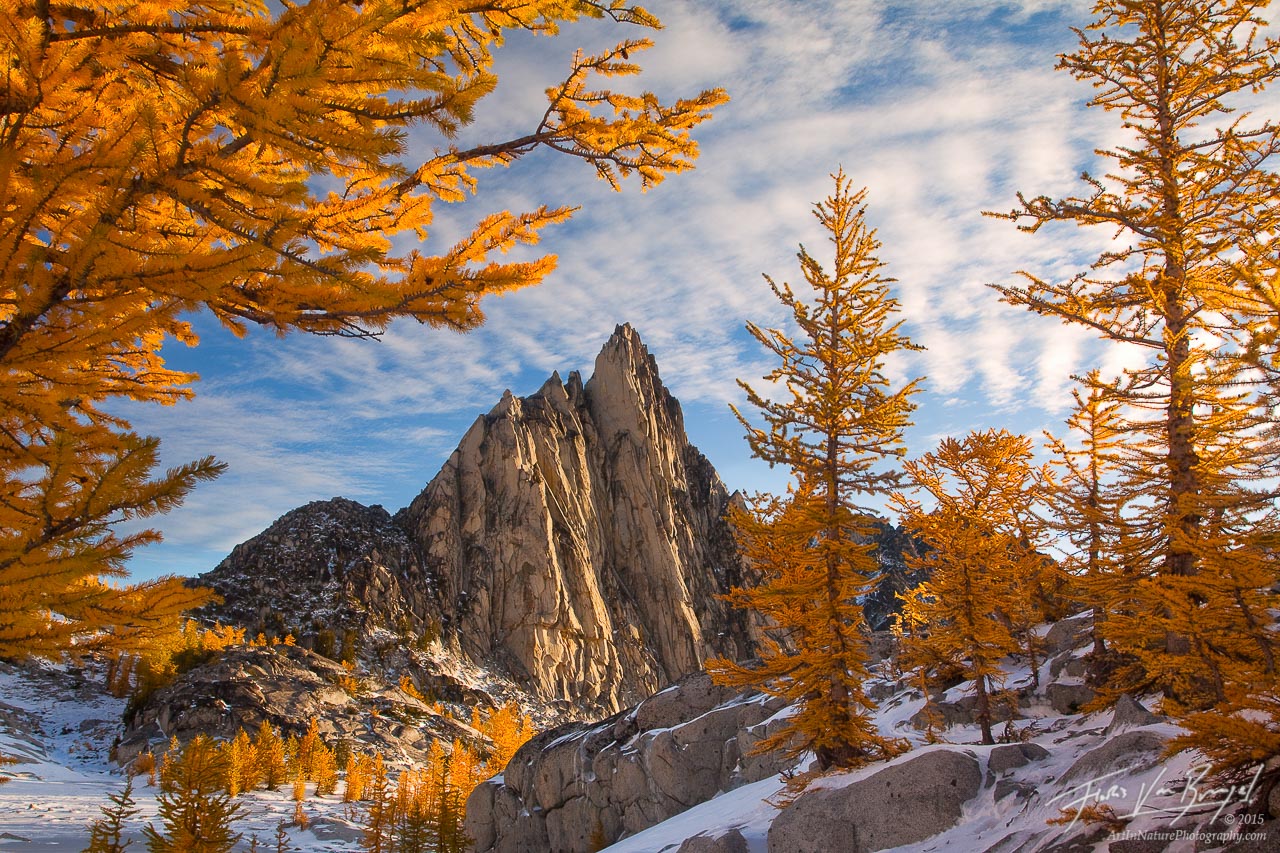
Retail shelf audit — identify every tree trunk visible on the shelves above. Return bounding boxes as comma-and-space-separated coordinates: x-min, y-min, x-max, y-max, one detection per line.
974, 674, 994, 746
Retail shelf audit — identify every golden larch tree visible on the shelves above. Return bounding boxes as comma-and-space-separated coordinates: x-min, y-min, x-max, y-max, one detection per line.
359, 754, 394, 853
989, 0, 1280, 705
143, 734, 242, 853
393, 766, 438, 853
1163, 368, 1280, 796
84, 777, 139, 853
1042, 376, 1135, 669
0, 0, 727, 660
707, 170, 920, 772
438, 741, 475, 853
891, 430, 1049, 746
471, 701, 536, 777
291, 717, 322, 782
343, 752, 382, 805
219, 728, 259, 797
311, 742, 339, 797
252, 721, 287, 791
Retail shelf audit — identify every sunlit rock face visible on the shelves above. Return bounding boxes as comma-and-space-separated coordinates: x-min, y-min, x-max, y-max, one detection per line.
464, 671, 792, 853
201, 325, 759, 716
397, 324, 760, 713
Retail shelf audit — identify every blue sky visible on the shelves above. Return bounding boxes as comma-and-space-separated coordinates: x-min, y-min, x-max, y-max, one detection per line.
117, 0, 1184, 580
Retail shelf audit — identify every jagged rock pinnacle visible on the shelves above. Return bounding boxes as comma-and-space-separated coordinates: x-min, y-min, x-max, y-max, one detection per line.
198, 327, 761, 718
397, 326, 756, 712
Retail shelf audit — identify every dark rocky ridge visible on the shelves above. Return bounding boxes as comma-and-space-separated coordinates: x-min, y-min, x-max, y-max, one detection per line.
198, 497, 431, 647
116, 644, 480, 768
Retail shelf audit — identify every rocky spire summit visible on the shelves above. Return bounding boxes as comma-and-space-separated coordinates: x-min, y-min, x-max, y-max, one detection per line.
397, 324, 756, 711
202, 327, 759, 715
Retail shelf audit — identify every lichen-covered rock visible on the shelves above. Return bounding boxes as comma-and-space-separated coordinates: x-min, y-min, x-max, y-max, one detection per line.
464, 671, 792, 853
766, 748, 982, 853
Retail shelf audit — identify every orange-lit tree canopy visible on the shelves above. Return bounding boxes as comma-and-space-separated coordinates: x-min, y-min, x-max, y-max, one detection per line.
0, 0, 726, 658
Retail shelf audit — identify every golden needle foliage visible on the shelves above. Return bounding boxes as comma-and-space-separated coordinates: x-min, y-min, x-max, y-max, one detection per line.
354, 704, 536, 853
0, 0, 725, 660
83, 777, 139, 853
707, 170, 919, 773
992, 0, 1280, 791
88, 704, 535, 853
144, 734, 242, 853
892, 430, 1051, 746
989, 0, 1280, 701
1042, 378, 1133, 670
107, 619, 246, 714
471, 702, 536, 773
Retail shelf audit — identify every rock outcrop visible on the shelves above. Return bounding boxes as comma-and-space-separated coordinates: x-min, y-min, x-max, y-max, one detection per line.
396, 325, 757, 711
198, 498, 432, 647
767, 749, 983, 853
198, 325, 758, 716
464, 671, 793, 853
116, 644, 479, 768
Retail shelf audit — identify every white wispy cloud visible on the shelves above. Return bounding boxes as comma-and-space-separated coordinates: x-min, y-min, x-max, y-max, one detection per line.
120, 0, 1229, 577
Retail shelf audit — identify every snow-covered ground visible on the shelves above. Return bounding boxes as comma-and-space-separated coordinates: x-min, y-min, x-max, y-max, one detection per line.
0, 660, 363, 852
599, 647, 1268, 853
1, 646, 1271, 853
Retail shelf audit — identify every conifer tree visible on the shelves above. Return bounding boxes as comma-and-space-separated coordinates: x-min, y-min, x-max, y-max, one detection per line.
292, 717, 322, 781
1165, 429, 1280, 791
312, 743, 339, 798
1043, 377, 1131, 663
252, 721, 287, 791
360, 755, 395, 853
892, 430, 1049, 745
132, 750, 157, 787
472, 703, 536, 775
157, 736, 180, 787
1, 0, 727, 661
707, 170, 920, 771
283, 735, 299, 777
393, 767, 437, 853
434, 744, 473, 853
143, 735, 242, 853
82, 777, 139, 853
990, 0, 1280, 705
219, 729, 259, 797
273, 821, 292, 853
891, 605, 950, 742
343, 753, 368, 804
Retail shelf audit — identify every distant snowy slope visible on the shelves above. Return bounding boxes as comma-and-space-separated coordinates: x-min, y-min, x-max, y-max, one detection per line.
5, 620, 1278, 853
0, 660, 364, 852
